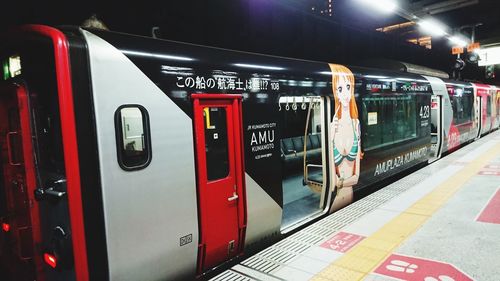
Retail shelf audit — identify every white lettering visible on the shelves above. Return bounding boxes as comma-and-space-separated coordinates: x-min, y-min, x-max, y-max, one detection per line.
374, 147, 429, 177
251, 133, 258, 146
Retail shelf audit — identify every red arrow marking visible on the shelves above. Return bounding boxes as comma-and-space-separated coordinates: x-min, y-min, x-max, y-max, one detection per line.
477, 188, 500, 224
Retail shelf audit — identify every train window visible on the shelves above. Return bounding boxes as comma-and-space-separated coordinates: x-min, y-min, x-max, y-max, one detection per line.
115, 105, 152, 171
362, 95, 417, 151
450, 90, 473, 125
203, 107, 229, 181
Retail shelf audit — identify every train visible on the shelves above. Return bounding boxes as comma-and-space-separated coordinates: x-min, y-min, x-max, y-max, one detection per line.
0, 25, 499, 281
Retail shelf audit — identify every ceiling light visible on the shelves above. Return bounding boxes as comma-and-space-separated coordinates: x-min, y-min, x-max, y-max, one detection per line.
418, 19, 447, 37
357, 0, 397, 14
449, 36, 468, 47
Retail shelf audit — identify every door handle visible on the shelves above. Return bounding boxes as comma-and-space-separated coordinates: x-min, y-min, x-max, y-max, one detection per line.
228, 192, 239, 202
34, 179, 67, 203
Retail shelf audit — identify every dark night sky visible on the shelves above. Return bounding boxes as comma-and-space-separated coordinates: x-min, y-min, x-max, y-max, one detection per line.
2, 0, 498, 83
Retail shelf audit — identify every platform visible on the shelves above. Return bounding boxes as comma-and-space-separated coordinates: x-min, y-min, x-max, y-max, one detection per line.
212, 130, 500, 281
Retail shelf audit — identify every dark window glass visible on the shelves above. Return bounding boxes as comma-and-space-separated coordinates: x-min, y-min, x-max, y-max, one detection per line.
362, 95, 417, 151
450, 89, 473, 124
6, 108, 23, 165
487, 96, 492, 115
115, 105, 151, 170
203, 107, 229, 181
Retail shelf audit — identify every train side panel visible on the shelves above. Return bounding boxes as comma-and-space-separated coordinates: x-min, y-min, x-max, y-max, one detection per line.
354, 71, 433, 189
83, 30, 199, 280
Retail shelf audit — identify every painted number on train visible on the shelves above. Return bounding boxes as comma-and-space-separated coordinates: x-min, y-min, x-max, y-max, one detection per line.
180, 234, 193, 246
420, 105, 430, 119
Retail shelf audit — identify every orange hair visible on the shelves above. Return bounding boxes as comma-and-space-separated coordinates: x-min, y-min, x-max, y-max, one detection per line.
329, 64, 358, 119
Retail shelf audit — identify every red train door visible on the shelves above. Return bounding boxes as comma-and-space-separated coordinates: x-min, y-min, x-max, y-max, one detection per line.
192, 94, 246, 273
0, 82, 42, 280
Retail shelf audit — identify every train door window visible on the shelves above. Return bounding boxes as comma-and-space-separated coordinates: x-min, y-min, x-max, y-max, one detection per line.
7, 108, 23, 165
463, 91, 473, 122
115, 105, 151, 170
487, 96, 492, 116
279, 96, 326, 230
203, 107, 229, 181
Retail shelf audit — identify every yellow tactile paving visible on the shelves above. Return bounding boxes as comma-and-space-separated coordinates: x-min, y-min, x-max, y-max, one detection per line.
315, 265, 364, 281
311, 141, 500, 281
357, 237, 394, 252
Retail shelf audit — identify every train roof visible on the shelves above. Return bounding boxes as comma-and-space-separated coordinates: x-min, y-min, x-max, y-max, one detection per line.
79, 27, 430, 83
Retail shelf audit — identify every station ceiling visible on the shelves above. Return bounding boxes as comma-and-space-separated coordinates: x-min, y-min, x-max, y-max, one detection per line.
2, 0, 497, 44
360, 0, 500, 44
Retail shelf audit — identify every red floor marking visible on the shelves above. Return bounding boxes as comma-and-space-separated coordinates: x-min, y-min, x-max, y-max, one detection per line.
320, 231, 364, 253
477, 188, 500, 224
478, 170, 500, 176
484, 164, 500, 169
374, 254, 473, 281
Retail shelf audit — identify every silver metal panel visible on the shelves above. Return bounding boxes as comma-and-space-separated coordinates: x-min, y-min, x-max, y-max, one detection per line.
83, 30, 199, 281
244, 174, 282, 246
403, 62, 449, 79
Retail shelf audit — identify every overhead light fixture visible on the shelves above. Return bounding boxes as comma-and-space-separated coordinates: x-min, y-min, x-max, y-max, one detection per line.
449, 36, 468, 47
418, 19, 447, 37
357, 0, 397, 14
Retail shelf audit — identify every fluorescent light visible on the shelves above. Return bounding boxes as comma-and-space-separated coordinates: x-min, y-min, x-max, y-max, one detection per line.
357, 0, 397, 14
418, 19, 447, 37
449, 36, 467, 47
233, 63, 285, 71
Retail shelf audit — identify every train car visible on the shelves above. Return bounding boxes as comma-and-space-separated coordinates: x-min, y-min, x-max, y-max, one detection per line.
0, 25, 499, 281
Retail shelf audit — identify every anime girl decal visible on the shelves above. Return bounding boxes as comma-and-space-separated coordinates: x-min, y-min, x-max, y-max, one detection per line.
329, 64, 361, 211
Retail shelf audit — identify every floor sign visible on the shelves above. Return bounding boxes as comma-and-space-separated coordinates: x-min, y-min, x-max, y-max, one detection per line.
374, 254, 473, 281
320, 231, 365, 253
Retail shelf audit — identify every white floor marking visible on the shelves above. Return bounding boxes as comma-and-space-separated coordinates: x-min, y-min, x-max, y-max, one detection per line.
386, 260, 418, 273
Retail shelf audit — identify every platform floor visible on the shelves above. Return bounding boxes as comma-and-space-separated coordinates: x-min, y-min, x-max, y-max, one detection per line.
212, 130, 500, 281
